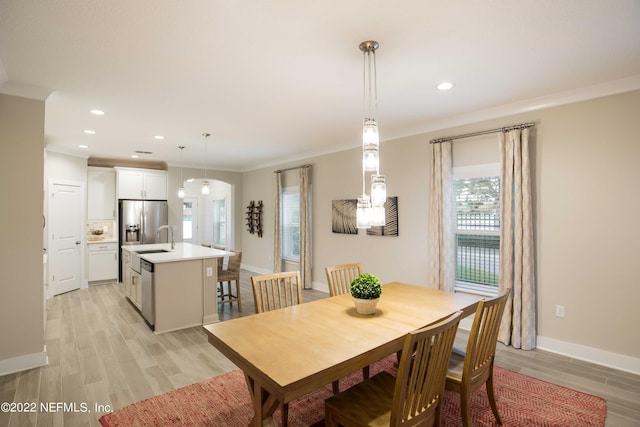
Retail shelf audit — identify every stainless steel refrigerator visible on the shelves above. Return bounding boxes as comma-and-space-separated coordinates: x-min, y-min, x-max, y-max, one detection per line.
118, 200, 169, 281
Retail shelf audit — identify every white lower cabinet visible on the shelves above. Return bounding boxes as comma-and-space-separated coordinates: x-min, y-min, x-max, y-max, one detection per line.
130, 270, 142, 309
88, 242, 118, 282
121, 250, 141, 309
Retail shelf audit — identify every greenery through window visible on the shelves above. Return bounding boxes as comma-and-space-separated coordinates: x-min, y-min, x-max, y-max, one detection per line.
454, 165, 500, 293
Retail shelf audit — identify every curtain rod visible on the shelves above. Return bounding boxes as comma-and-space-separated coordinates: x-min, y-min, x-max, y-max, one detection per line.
273, 164, 312, 173
429, 122, 535, 144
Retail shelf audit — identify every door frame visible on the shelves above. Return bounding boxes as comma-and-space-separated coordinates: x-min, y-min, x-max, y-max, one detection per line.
47, 178, 86, 296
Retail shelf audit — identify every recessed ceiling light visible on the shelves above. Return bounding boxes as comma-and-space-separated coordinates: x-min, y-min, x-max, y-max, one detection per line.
90, 109, 105, 115
78, 144, 89, 149
436, 81, 454, 91
84, 129, 96, 135
154, 135, 165, 140
130, 154, 139, 159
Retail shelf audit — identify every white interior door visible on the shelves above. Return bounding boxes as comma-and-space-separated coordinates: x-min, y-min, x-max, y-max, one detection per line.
49, 183, 82, 296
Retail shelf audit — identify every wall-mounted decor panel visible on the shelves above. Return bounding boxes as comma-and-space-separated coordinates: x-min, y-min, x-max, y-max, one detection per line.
246, 200, 263, 237
367, 196, 398, 236
331, 199, 357, 235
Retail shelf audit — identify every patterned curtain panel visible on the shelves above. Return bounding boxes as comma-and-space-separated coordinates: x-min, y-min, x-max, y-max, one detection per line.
427, 141, 455, 292
498, 129, 536, 350
273, 171, 282, 273
299, 166, 312, 289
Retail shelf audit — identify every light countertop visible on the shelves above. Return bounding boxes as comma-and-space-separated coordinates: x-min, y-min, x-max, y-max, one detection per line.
122, 242, 229, 264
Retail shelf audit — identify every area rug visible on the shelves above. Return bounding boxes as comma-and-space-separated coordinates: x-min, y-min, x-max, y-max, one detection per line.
100, 355, 606, 426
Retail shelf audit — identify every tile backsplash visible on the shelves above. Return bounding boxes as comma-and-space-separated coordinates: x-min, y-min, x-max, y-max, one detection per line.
87, 221, 116, 241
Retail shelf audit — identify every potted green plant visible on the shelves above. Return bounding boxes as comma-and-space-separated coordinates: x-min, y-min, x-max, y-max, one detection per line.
350, 273, 382, 315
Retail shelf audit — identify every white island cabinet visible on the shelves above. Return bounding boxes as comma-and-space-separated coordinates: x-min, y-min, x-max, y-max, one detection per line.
121, 243, 228, 333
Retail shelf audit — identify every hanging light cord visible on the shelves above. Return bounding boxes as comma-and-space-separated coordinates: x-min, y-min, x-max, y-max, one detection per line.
362, 48, 367, 197
372, 50, 379, 176
179, 146, 184, 183
203, 133, 210, 179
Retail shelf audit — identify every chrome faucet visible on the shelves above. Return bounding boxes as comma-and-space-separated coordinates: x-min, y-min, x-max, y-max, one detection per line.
156, 225, 175, 250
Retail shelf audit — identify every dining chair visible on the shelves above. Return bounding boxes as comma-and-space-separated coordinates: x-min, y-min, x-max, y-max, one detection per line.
250, 271, 303, 314
325, 311, 462, 427
325, 262, 362, 297
250, 270, 304, 426
325, 262, 368, 394
217, 249, 242, 311
445, 289, 511, 427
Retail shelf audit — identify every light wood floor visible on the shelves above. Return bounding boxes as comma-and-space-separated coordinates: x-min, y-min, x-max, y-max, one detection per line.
1, 270, 638, 426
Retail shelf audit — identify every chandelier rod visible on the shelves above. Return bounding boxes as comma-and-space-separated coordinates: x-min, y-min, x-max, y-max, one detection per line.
430, 122, 536, 144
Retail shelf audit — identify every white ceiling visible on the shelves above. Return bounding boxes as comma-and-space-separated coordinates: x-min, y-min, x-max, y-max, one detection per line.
1, 0, 640, 171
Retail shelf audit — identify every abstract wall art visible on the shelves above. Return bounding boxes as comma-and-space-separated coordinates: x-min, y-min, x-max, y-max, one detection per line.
331, 199, 358, 234
367, 196, 398, 236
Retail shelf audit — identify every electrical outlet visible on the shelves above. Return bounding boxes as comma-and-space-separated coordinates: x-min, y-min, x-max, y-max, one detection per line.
206, 267, 213, 277
555, 305, 565, 318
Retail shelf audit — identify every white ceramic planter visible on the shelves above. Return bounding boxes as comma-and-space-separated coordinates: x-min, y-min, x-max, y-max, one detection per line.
352, 297, 380, 315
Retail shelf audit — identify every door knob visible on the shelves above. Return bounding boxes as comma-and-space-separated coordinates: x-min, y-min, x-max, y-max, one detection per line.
75, 241, 81, 245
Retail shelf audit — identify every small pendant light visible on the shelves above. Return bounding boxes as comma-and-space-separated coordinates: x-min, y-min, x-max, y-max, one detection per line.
356, 40, 387, 228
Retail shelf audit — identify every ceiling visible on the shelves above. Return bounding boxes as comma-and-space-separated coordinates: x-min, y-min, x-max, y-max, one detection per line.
1, 1, 640, 172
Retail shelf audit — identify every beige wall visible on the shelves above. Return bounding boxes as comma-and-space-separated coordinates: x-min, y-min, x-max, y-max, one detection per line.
0, 94, 45, 363
242, 89, 640, 368
534, 91, 639, 358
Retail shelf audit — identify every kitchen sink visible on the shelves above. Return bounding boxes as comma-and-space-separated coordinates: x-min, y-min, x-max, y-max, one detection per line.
130, 249, 169, 274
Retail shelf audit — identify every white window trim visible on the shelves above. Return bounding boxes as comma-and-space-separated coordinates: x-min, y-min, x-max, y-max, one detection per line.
453, 162, 500, 180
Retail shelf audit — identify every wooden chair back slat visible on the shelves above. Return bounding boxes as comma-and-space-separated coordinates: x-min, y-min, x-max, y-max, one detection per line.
445, 288, 510, 426
465, 290, 510, 379
325, 263, 362, 297
251, 271, 303, 314
392, 312, 461, 426
325, 311, 461, 427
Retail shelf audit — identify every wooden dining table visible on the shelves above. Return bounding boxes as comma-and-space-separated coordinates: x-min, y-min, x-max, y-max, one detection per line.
202, 282, 482, 427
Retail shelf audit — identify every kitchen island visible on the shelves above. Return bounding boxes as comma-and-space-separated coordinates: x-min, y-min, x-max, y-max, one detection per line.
122, 243, 228, 334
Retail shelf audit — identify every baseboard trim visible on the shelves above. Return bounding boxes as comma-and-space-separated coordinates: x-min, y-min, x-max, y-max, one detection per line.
0, 349, 48, 376
241, 265, 329, 294
537, 336, 640, 376
453, 326, 639, 375
240, 263, 272, 275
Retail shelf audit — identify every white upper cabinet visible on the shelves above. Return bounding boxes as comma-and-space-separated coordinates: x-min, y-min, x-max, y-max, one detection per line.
115, 167, 167, 200
142, 170, 168, 200
88, 167, 116, 220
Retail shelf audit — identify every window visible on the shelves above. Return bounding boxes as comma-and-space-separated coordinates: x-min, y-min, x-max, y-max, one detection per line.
281, 186, 300, 261
212, 198, 226, 246
182, 199, 198, 241
454, 164, 500, 294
